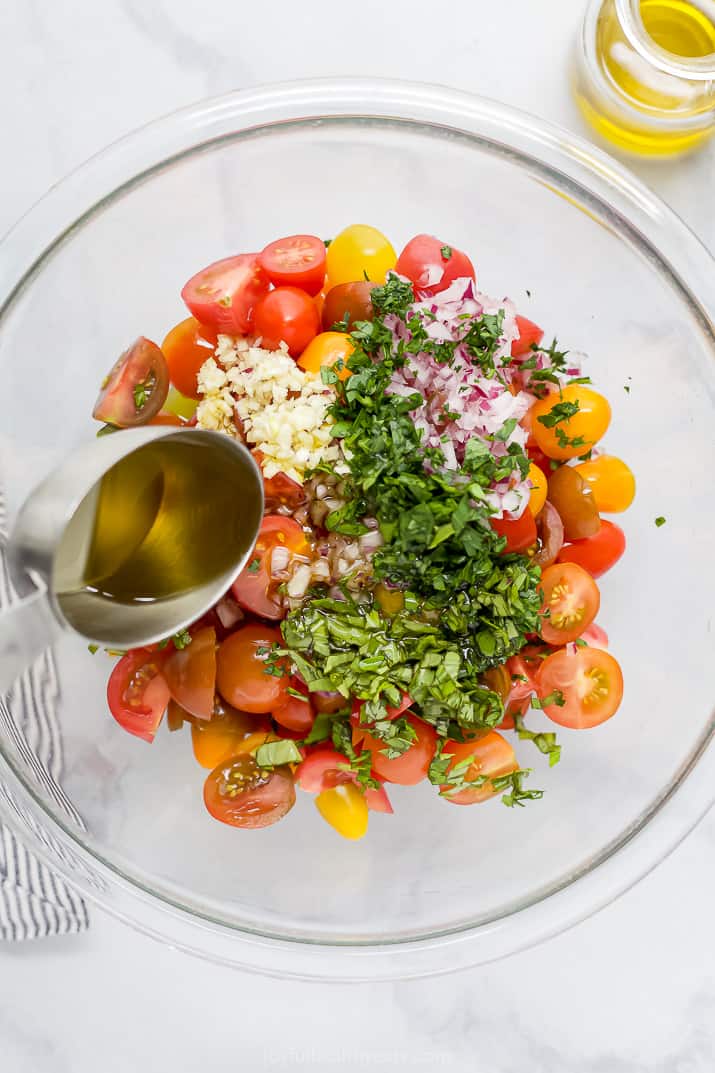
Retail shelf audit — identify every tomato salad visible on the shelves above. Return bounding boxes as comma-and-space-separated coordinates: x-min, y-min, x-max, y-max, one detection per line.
92, 225, 634, 841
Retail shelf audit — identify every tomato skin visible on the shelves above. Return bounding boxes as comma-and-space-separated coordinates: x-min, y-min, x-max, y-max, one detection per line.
181, 254, 270, 335
527, 463, 548, 516
539, 562, 600, 644
253, 287, 320, 357
439, 731, 518, 804
530, 386, 612, 461
296, 746, 353, 793
258, 235, 326, 296
216, 624, 287, 714
321, 281, 377, 330
364, 783, 393, 814
557, 520, 626, 579
296, 331, 354, 380
490, 508, 537, 553
231, 515, 309, 621
511, 315, 544, 357
204, 755, 295, 829
326, 225, 397, 286
161, 317, 217, 400
536, 646, 624, 729
573, 455, 636, 513
547, 465, 601, 541
107, 649, 170, 743
163, 626, 217, 721
273, 679, 315, 735
357, 716, 437, 786
93, 337, 169, 428
191, 702, 271, 770
395, 234, 475, 296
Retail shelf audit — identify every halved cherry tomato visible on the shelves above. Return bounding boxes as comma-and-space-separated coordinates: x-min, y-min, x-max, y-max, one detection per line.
547, 465, 601, 541
499, 695, 532, 731
216, 624, 287, 714
191, 700, 271, 770
253, 287, 320, 357
297, 331, 354, 380
364, 782, 393, 814
530, 386, 612, 461
204, 755, 295, 828
350, 692, 412, 728
321, 281, 377, 330
107, 648, 170, 743
161, 317, 217, 400
539, 562, 600, 645
163, 626, 217, 720
296, 746, 353, 792
258, 235, 326, 296
315, 782, 369, 840
231, 515, 309, 620
536, 646, 623, 728
527, 462, 548, 517
356, 716, 437, 786
480, 665, 512, 704
395, 234, 475, 296
148, 412, 185, 426
490, 508, 537, 553
181, 254, 270, 335
312, 690, 346, 714
557, 519, 626, 578
573, 455, 636, 513
506, 643, 553, 702
93, 337, 169, 428
511, 315, 544, 357
579, 622, 609, 649
439, 731, 518, 804
262, 469, 306, 512
326, 224, 397, 287
532, 501, 565, 568
273, 678, 315, 735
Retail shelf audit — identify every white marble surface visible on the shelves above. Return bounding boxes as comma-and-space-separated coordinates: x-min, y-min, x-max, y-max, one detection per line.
1, 1, 714, 1069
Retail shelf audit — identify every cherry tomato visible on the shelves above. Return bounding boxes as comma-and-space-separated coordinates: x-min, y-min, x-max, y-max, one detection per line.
532, 501, 565, 568
490, 508, 537, 553
480, 665, 512, 704
258, 234, 326, 296
527, 462, 548, 516
536, 646, 624, 729
395, 234, 475, 296
161, 317, 217, 400
511, 315, 544, 357
579, 622, 609, 649
93, 337, 169, 428
163, 626, 217, 720
216, 624, 287, 714
204, 755, 295, 829
356, 716, 437, 786
530, 386, 612, 461
315, 783, 369, 840
350, 692, 412, 728
107, 649, 170, 743
499, 695, 532, 731
557, 519, 626, 578
573, 455, 636, 513
364, 782, 393, 814
148, 412, 185, 426
295, 746, 353, 792
506, 643, 553, 702
312, 690, 347, 714
538, 562, 600, 645
231, 515, 309, 620
253, 287, 320, 357
326, 224, 397, 286
439, 731, 518, 804
181, 254, 270, 335
262, 469, 306, 512
191, 700, 271, 770
547, 465, 601, 540
321, 281, 377, 330
296, 331, 354, 380
273, 679, 315, 735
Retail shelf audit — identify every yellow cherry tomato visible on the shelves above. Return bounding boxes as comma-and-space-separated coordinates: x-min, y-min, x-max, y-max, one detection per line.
573, 455, 635, 513
326, 224, 396, 286
530, 385, 611, 461
527, 462, 548, 516
297, 331, 354, 380
315, 782, 369, 840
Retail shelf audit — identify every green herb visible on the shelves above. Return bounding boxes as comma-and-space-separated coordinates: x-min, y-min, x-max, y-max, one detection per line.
440, 245, 453, 259
623, 385, 630, 394
247, 557, 261, 574
655, 516, 666, 527
87, 644, 99, 655
256, 643, 287, 678
498, 769, 544, 807
330, 718, 380, 788
133, 378, 152, 411
96, 424, 119, 437
574, 637, 588, 648
513, 712, 561, 767
537, 400, 580, 429
526, 289, 531, 298
530, 689, 565, 709
255, 740, 302, 768
323, 238, 332, 247
303, 712, 336, 745
172, 629, 192, 650
285, 686, 308, 701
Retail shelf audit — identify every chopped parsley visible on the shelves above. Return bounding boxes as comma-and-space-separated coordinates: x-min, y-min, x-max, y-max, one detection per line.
537, 400, 580, 429
655, 516, 666, 527
440, 245, 453, 259
246, 557, 261, 574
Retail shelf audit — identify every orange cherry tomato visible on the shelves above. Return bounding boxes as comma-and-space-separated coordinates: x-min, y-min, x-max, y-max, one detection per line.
296, 331, 355, 380
439, 731, 518, 804
530, 385, 611, 461
527, 462, 548, 516
161, 317, 217, 400
191, 699, 271, 770
573, 455, 636, 513
216, 624, 288, 714
538, 562, 600, 645
536, 646, 624, 729
162, 627, 217, 720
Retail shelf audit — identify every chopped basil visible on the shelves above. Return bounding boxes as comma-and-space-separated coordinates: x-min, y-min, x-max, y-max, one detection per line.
255, 740, 302, 767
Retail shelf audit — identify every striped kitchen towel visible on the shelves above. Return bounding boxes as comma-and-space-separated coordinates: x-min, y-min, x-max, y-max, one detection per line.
0, 486, 88, 940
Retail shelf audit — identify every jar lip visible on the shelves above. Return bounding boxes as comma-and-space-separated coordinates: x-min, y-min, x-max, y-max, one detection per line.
616, 0, 715, 80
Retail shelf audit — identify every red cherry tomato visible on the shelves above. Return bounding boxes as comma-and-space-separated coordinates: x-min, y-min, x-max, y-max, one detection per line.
93, 337, 169, 428
439, 731, 518, 804
557, 520, 626, 578
364, 783, 393, 814
536, 646, 624, 729
273, 679, 315, 735
181, 254, 270, 335
107, 649, 170, 743
253, 287, 321, 357
296, 746, 354, 792
258, 235, 326, 296
204, 755, 295, 828
350, 692, 412, 728
231, 515, 310, 621
505, 643, 552, 702
490, 508, 537, 553
356, 716, 437, 786
395, 234, 475, 296
216, 624, 287, 714
262, 469, 306, 512
579, 622, 609, 649
511, 315, 544, 357
161, 317, 217, 400
162, 626, 217, 720
538, 562, 600, 645
499, 695, 532, 731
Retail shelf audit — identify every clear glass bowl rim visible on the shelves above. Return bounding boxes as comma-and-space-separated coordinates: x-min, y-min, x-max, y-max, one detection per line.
0, 77, 713, 980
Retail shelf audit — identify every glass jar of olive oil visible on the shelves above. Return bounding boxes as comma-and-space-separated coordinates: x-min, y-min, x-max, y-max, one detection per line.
574, 0, 715, 155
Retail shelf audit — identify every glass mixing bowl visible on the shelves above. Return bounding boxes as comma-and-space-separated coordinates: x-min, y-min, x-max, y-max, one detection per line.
0, 79, 713, 980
